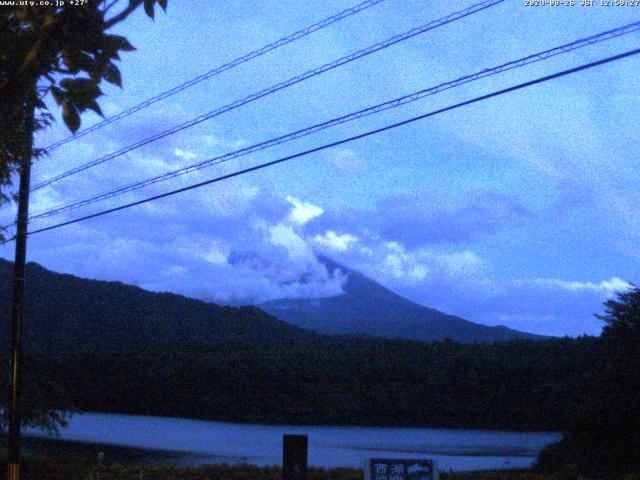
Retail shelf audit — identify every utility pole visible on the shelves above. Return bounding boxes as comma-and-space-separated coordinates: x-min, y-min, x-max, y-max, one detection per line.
6, 90, 35, 480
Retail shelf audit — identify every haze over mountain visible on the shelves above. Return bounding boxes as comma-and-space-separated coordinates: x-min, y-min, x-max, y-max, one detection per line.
261, 257, 547, 343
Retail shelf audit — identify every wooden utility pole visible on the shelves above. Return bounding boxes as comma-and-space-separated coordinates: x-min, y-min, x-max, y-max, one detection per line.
6, 91, 35, 480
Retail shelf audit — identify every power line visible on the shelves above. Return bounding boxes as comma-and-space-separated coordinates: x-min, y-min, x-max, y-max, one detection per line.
35, 0, 501, 189
19, 47, 640, 239
31, 0, 504, 192
28, 21, 640, 222
42, 0, 389, 152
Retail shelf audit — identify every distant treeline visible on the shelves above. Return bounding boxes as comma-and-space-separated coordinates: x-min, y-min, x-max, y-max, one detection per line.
0, 261, 606, 430
1, 260, 637, 476
0, 259, 610, 432
25, 335, 602, 432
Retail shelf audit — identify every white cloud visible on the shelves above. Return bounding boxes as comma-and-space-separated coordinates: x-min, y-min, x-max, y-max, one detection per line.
437, 251, 484, 277
165, 265, 187, 276
379, 243, 484, 283
324, 236, 486, 287
313, 230, 358, 251
173, 148, 198, 160
203, 243, 228, 265
522, 277, 631, 297
269, 223, 314, 261
286, 196, 324, 225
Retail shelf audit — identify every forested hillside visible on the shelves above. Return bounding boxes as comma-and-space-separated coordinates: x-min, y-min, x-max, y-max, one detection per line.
0, 259, 602, 431
0, 259, 316, 353
24, 335, 600, 431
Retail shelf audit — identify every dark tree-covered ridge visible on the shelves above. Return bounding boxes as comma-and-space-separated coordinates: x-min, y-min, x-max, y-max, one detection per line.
537, 285, 640, 476
0, 258, 605, 432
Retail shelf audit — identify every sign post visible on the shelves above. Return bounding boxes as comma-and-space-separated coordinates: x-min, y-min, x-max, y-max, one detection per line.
283, 434, 308, 480
365, 458, 438, 480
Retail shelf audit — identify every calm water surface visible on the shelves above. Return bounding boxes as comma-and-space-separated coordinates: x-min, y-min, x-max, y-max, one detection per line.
25, 412, 560, 471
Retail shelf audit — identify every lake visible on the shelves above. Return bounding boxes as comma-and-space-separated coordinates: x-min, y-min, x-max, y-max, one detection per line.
25, 412, 561, 472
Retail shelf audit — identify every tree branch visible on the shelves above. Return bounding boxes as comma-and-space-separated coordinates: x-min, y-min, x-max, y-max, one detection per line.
104, 0, 121, 14
104, 0, 143, 29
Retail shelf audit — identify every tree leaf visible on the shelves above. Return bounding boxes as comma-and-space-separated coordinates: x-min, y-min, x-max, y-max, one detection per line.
51, 87, 65, 106
57, 77, 104, 119
20, 40, 42, 72
42, 12, 56, 28
61, 77, 102, 97
86, 100, 104, 117
157, 0, 168, 11
115, 36, 136, 52
144, 0, 155, 19
62, 103, 80, 133
61, 49, 81, 74
102, 35, 136, 59
77, 53, 102, 81
59, 78, 74, 90
103, 63, 122, 87
33, 96, 47, 110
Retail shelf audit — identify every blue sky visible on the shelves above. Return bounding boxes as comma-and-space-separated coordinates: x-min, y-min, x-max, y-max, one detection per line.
2, 0, 639, 337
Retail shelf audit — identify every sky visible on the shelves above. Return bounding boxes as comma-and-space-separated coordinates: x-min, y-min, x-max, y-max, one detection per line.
1, 0, 639, 337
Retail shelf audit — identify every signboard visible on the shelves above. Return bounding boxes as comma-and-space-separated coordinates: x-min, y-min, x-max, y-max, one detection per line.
365, 458, 438, 480
283, 434, 308, 480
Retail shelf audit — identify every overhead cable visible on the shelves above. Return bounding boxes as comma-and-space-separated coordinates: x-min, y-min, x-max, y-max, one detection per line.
32, 0, 504, 191
28, 21, 640, 221
20, 47, 640, 239
42, 0, 389, 152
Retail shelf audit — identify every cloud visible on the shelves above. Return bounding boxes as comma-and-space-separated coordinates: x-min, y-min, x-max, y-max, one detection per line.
555, 176, 595, 212
313, 229, 487, 290
379, 245, 485, 285
372, 271, 628, 337
16, 183, 349, 306
173, 148, 198, 160
305, 220, 627, 337
6, 181, 629, 337
3, 137, 630, 339
269, 223, 314, 261
312, 231, 358, 251
305, 191, 533, 249
375, 192, 534, 247
22, 173, 507, 314
521, 277, 631, 297
471, 278, 629, 337
286, 196, 324, 225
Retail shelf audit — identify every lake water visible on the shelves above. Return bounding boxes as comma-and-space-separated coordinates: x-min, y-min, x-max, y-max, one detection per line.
25, 412, 561, 472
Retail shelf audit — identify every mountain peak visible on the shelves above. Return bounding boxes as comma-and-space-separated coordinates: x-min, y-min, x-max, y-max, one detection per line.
263, 256, 548, 343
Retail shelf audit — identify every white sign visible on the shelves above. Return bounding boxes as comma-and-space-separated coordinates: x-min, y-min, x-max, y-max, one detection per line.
364, 458, 439, 480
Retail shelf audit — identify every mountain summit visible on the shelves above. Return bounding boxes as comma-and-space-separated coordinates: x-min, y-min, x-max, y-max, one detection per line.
261, 257, 546, 343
